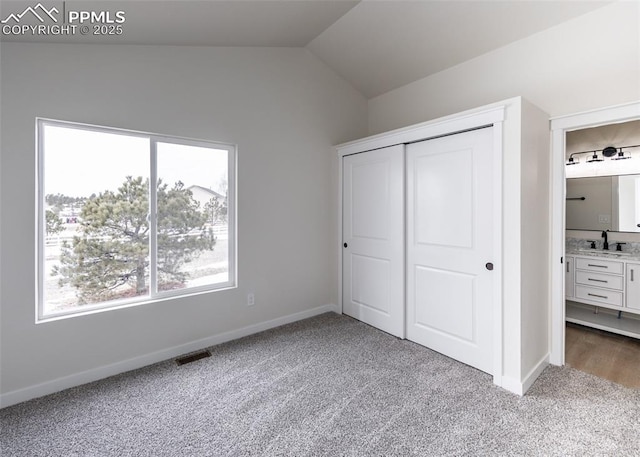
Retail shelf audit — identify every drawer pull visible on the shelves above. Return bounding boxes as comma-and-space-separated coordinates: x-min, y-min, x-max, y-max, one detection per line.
588, 293, 608, 299
587, 264, 608, 268
631, 269, 635, 282
587, 278, 608, 283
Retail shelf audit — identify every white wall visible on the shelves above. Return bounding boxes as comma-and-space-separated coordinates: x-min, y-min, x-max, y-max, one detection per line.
519, 99, 551, 382
0, 43, 367, 404
368, 1, 640, 134
494, 98, 551, 392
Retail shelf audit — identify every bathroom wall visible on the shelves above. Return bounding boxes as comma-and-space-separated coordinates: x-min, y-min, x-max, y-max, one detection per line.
566, 119, 640, 245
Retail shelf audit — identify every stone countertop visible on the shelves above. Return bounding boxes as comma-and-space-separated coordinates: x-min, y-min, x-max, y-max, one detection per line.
566, 249, 640, 261
566, 237, 640, 261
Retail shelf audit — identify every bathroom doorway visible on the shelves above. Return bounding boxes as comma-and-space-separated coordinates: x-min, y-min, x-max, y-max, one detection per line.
550, 101, 640, 374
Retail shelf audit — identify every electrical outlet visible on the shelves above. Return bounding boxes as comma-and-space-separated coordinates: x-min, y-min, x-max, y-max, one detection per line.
247, 293, 255, 306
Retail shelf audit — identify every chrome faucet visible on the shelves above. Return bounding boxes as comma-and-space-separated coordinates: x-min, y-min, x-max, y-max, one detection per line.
601, 230, 609, 250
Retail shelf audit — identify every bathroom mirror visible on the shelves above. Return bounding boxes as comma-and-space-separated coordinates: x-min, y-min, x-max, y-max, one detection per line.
566, 174, 640, 232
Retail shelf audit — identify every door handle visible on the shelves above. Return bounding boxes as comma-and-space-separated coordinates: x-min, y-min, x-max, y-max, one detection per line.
343, 242, 348, 248
588, 293, 608, 299
485, 262, 494, 271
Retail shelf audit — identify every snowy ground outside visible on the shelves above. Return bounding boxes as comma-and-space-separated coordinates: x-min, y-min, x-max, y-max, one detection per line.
43, 224, 229, 314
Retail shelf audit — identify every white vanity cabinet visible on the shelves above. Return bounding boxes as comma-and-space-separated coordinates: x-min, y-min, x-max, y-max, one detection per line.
566, 254, 640, 338
565, 256, 574, 299
627, 263, 640, 311
574, 257, 624, 308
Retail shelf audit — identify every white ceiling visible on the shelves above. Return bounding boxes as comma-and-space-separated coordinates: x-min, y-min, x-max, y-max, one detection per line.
308, 1, 612, 98
0, 0, 611, 98
0, 1, 361, 46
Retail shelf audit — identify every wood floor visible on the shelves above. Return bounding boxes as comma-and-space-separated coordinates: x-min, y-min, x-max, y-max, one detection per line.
565, 323, 640, 389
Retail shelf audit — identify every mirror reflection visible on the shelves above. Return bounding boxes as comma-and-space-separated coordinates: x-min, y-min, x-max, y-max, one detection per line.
566, 174, 640, 232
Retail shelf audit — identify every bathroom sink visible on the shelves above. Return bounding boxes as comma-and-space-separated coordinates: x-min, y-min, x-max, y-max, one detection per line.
569, 248, 634, 257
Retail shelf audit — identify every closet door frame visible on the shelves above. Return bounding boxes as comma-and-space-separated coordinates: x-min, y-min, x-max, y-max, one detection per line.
337, 105, 505, 387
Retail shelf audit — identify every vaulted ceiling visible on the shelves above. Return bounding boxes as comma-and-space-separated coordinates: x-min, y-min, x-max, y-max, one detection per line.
0, 0, 612, 98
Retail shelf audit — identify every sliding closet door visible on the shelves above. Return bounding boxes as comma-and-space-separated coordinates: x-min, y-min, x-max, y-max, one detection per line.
406, 128, 494, 373
342, 145, 404, 338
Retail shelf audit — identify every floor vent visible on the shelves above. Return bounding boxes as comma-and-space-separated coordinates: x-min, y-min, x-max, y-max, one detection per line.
175, 349, 211, 366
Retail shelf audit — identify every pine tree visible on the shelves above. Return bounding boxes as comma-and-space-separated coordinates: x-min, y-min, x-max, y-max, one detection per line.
45, 210, 64, 236
203, 197, 227, 225
53, 176, 215, 304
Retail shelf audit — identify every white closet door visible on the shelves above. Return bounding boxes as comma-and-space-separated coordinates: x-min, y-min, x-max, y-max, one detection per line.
342, 145, 404, 338
406, 127, 494, 373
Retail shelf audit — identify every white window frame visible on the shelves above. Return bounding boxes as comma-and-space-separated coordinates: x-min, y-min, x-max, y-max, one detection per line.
36, 118, 237, 322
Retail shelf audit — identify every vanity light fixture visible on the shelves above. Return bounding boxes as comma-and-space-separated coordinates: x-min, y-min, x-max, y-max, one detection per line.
586, 151, 604, 163
566, 150, 592, 165
611, 147, 631, 160
566, 144, 640, 166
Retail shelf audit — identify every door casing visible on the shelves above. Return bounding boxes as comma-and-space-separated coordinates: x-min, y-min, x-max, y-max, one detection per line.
549, 101, 640, 366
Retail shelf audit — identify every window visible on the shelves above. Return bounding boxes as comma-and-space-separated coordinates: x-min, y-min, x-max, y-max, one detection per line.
37, 119, 236, 320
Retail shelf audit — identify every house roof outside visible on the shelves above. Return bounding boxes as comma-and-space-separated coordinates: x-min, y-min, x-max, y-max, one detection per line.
187, 185, 224, 201
187, 184, 226, 199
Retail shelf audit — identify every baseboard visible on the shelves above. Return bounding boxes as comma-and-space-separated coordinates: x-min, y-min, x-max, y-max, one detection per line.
499, 376, 525, 396
521, 353, 549, 394
0, 304, 338, 409
499, 353, 550, 396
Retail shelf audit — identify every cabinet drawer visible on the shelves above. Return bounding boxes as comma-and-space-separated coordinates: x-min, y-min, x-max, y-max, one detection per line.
575, 285, 623, 307
575, 270, 623, 291
575, 257, 624, 275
